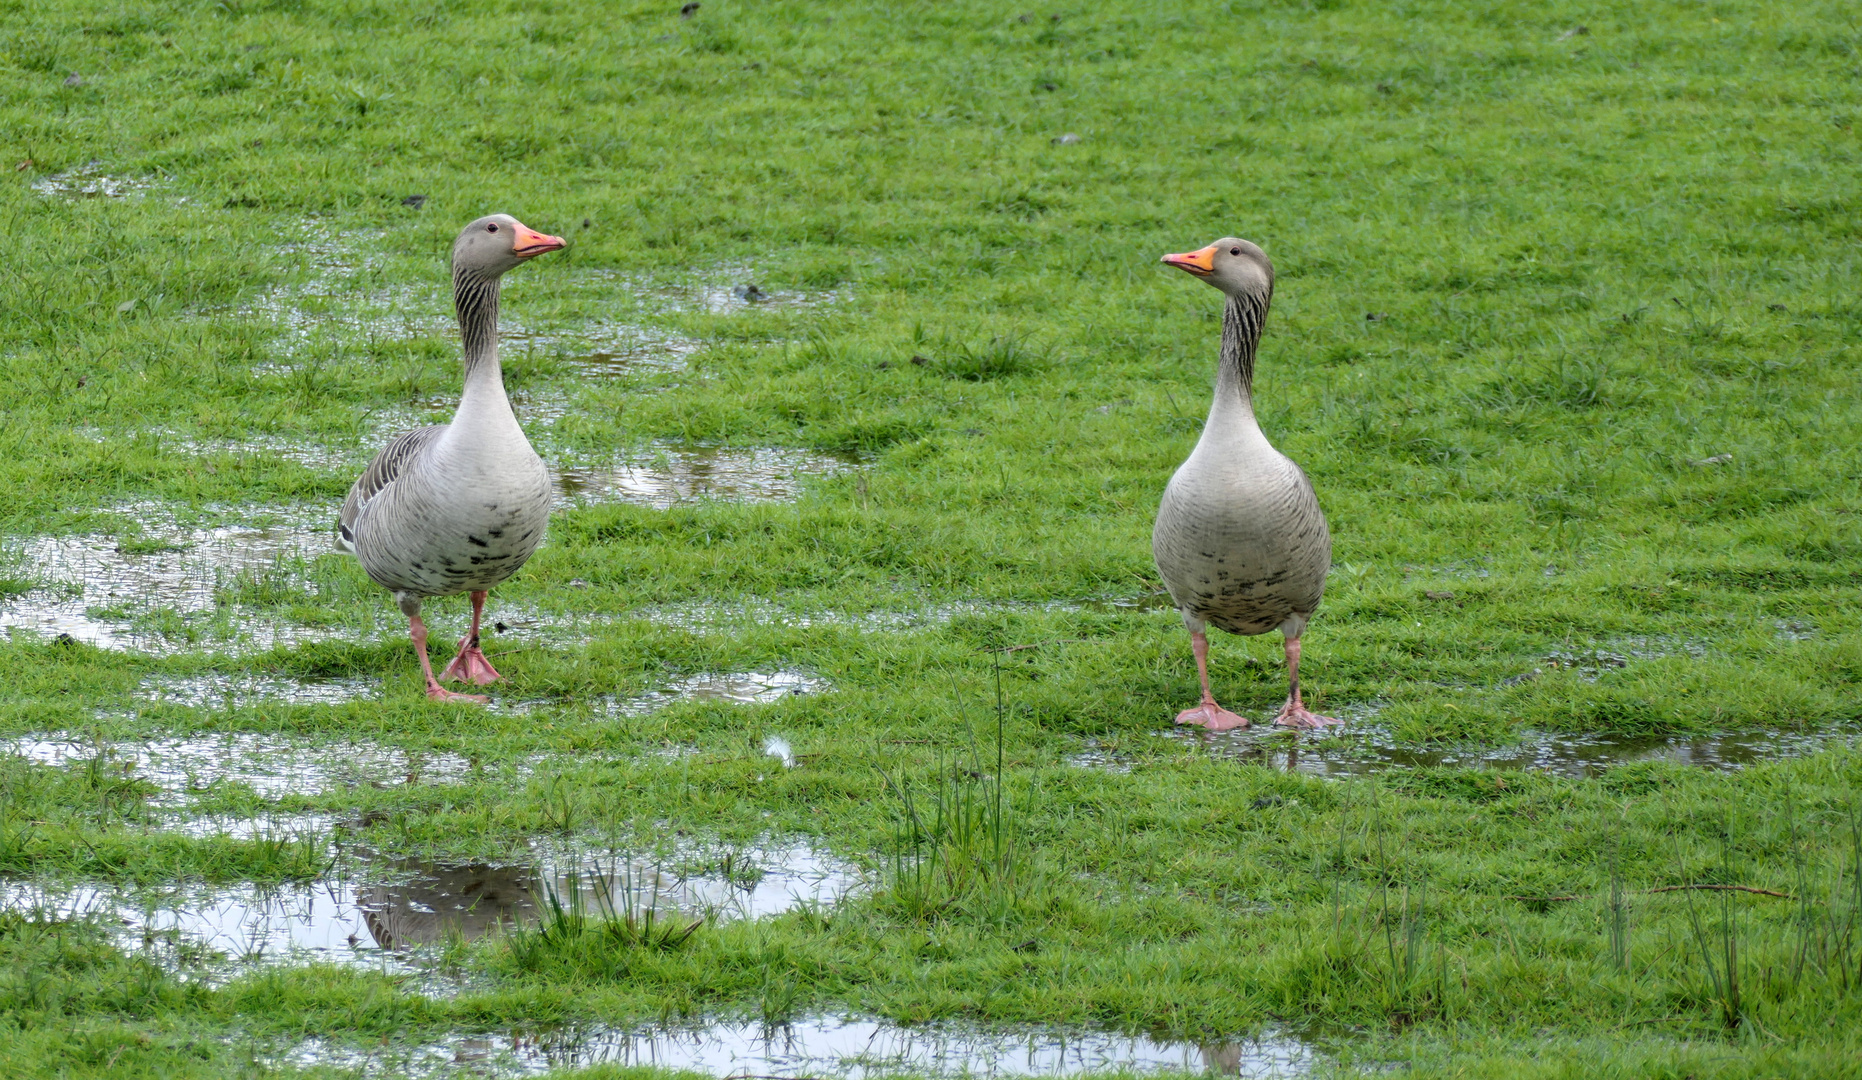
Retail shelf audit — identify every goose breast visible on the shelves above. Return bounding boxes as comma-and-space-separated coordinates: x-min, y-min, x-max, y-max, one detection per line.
352, 440, 552, 599
1154, 448, 1329, 636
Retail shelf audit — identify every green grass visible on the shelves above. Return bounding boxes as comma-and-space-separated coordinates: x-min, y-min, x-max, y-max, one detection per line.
2, 0, 1860, 1076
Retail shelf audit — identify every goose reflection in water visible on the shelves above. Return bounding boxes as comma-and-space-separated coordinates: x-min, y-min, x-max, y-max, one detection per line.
354, 854, 707, 952
357, 858, 543, 950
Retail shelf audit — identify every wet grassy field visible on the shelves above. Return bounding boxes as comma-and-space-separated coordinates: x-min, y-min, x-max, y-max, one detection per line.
2, 0, 1860, 1076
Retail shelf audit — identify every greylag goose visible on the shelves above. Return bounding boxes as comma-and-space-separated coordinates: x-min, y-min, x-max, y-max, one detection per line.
336, 214, 565, 702
1153, 238, 1339, 729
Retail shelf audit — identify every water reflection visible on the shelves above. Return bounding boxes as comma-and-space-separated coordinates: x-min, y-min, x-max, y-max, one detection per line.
279, 1015, 1318, 1079
10, 729, 476, 804
1163, 724, 1859, 780
6, 731, 477, 805
502, 327, 699, 377
0, 501, 342, 653
606, 669, 830, 716
31, 161, 155, 199
1, 839, 861, 975
552, 443, 862, 508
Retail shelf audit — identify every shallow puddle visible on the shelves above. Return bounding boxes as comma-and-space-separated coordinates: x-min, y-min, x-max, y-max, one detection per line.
630, 597, 1093, 633
1077, 591, 1177, 615
553, 443, 862, 508
137, 673, 378, 708
175, 430, 380, 474
503, 325, 700, 377
1068, 739, 1131, 775
1160, 723, 1859, 781
1530, 635, 1712, 682
2, 838, 861, 977
5, 731, 479, 806
606, 670, 831, 716
234, 221, 442, 362
31, 161, 156, 199
1399, 559, 1493, 581
273, 1015, 1316, 1079
160, 811, 342, 840
651, 271, 845, 315
0, 501, 341, 652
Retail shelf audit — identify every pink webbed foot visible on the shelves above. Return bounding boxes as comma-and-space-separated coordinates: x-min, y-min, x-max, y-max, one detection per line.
1176, 701, 1251, 731
441, 640, 502, 686
1273, 700, 1342, 729
425, 679, 489, 704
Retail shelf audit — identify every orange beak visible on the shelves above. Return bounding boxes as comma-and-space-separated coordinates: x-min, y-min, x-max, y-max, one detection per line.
1161, 243, 1219, 277
511, 222, 566, 259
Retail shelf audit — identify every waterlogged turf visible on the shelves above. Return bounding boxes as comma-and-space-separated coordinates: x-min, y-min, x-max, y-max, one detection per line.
1, 1, 1859, 1077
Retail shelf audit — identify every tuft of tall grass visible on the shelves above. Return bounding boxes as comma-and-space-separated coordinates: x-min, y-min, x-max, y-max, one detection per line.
1605, 833, 1630, 974
503, 856, 702, 980
925, 335, 1047, 383
877, 658, 1032, 925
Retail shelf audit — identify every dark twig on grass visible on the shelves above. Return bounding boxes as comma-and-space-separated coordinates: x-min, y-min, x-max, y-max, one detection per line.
1606, 1016, 1695, 1032
1505, 884, 1794, 903
1645, 884, 1793, 899
983, 638, 1085, 654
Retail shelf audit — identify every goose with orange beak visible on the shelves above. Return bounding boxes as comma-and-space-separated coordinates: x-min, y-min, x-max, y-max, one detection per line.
1153, 238, 1340, 729
337, 214, 566, 702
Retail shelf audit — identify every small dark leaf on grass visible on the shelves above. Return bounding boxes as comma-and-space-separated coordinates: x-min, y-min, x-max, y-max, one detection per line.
1767, 303, 1787, 312
402, 194, 426, 208
1502, 669, 1540, 687
910, 355, 930, 366
494, 622, 509, 632
876, 360, 892, 369
1365, 311, 1387, 321
1040, 83, 1056, 91
680, 1, 700, 17
1251, 795, 1285, 810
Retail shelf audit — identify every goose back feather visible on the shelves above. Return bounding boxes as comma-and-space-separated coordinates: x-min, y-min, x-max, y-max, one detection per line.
336, 425, 447, 555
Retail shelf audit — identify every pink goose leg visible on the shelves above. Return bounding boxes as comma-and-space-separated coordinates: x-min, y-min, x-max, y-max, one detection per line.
411, 615, 488, 703
1175, 628, 1250, 730
441, 590, 502, 686
1271, 636, 1341, 728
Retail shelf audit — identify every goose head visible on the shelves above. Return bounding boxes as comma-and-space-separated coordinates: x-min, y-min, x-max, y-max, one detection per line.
451, 214, 566, 278
1161, 238, 1273, 298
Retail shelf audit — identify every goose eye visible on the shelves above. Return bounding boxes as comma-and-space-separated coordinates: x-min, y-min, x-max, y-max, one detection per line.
1229, 246, 1241, 256
486, 223, 499, 233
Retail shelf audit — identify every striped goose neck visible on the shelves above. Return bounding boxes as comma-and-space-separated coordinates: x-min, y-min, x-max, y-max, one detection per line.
453, 268, 502, 373
1218, 287, 1271, 405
